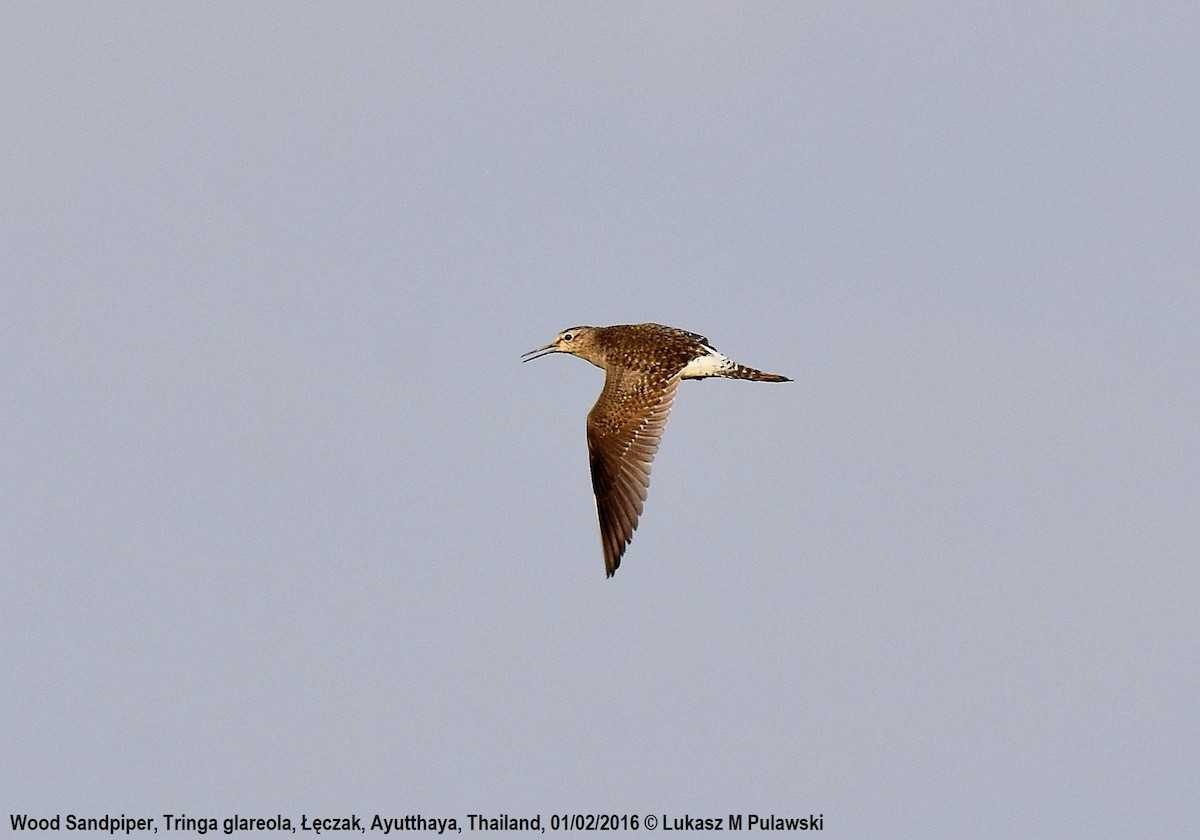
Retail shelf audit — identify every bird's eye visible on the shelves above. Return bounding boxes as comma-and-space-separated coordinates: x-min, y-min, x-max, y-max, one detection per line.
563, 332, 574, 342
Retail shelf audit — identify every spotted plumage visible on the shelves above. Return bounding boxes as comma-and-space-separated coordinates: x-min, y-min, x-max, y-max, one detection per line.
522, 323, 790, 577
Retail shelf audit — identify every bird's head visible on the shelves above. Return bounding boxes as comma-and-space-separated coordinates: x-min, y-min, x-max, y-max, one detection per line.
521, 326, 600, 364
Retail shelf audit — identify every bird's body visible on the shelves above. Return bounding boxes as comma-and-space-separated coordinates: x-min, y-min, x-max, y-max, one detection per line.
523, 323, 790, 577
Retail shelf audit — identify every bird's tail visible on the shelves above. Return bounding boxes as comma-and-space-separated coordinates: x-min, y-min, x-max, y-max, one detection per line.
717, 362, 791, 382
681, 349, 792, 382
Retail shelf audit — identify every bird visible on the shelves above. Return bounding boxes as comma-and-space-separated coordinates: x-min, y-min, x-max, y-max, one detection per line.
522, 323, 790, 577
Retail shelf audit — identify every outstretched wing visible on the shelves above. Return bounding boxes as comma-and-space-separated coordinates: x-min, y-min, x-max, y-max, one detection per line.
586, 367, 681, 576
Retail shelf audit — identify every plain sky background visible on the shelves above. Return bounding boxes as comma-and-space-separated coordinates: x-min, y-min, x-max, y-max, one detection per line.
3, 3, 1197, 837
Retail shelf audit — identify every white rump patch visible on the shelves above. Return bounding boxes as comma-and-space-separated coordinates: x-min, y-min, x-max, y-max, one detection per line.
680, 349, 732, 379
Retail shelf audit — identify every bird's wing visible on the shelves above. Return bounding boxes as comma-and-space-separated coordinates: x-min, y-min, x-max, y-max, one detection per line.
586, 367, 681, 577
677, 328, 711, 347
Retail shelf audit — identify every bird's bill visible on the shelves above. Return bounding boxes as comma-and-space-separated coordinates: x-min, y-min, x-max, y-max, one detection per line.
520, 342, 558, 362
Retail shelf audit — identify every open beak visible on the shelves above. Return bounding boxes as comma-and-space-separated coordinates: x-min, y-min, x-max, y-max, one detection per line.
521, 342, 558, 362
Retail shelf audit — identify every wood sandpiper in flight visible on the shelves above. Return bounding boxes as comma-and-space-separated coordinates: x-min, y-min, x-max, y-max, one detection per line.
522, 323, 791, 577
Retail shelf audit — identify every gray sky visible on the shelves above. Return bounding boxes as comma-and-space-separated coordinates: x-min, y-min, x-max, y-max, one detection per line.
3, 3, 1197, 836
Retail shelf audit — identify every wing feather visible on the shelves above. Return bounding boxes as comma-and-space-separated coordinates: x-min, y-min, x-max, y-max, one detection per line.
586, 368, 681, 576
